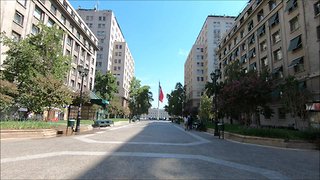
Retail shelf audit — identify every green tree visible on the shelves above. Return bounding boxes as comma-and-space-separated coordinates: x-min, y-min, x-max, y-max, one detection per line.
19, 75, 73, 116
279, 76, 311, 128
128, 77, 153, 117
199, 94, 213, 121
218, 70, 273, 126
109, 98, 123, 118
0, 24, 72, 115
0, 79, 18, 113
94, 71, 118, 100
164, 82, 185, 116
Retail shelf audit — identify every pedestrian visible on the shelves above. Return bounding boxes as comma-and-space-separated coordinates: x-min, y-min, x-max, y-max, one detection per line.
183, 116, 188, 131
188, 115, 192, 130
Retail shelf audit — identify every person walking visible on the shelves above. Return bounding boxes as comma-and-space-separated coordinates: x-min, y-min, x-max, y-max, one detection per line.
183, 116, 188, 131
187, 115, 192, 130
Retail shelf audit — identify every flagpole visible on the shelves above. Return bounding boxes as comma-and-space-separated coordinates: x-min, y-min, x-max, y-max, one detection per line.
157, 81, 160, 120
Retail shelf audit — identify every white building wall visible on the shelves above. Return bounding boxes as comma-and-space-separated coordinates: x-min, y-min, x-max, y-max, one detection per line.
0, 0, 98, 92
77, 9, 134, 107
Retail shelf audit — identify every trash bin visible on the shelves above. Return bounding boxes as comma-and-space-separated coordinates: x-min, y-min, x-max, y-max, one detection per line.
67, 119, 75, 127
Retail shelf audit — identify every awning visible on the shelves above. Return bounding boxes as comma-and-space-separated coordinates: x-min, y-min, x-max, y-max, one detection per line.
285, 0, 297, 12
269, 13, 279, 27
288, 57, 303, 68
90, 91, 109, 107
288, 35, 302, 51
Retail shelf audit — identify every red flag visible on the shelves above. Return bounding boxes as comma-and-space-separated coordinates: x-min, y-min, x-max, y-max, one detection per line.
159, 83, 164, 103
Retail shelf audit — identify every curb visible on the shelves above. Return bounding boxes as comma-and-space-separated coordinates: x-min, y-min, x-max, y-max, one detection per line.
0, 129, 57, 139
0, 125, 93, 140
206, 128, 319, 150
0, 121, 133, 140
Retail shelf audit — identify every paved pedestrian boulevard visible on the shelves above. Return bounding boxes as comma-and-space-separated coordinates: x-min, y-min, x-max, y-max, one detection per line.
1, 121, 319, 179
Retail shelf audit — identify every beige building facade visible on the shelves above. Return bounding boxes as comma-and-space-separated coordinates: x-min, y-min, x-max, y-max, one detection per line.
76, 8, 135, 107
216, 0, 320, 128
184, 15, 235, 110
0, 0, 99, 92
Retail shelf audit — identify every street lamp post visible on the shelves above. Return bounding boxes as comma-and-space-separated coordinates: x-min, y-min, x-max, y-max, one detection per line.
75, 64, 89, 133
210, 69, 221, 136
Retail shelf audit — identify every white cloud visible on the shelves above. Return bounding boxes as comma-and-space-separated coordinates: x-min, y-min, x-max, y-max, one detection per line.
178, 48, 188, 57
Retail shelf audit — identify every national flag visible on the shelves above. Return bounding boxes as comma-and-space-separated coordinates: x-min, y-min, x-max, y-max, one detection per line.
159, 83, 164, 103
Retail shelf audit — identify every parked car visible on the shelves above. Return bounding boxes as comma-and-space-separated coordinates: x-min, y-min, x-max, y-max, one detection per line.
92, 119, 114, 127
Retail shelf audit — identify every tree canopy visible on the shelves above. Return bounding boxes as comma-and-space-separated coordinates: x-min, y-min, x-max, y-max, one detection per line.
164, 82, 185, 116
0, 24, 72, 114
128, 77, 153, 116
94, 71, 118, 100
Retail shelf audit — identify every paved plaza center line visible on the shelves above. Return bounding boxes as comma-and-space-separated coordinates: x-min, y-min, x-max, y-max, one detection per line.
0, 151, 288, 179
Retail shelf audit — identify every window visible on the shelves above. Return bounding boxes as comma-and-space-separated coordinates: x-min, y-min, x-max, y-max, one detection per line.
261, 56, 268, 67
288, 35, 302, 51
34, 6, 44, 21
74, 43, 80, 52
118, 66, 121, 70
269, 12, 279, 27
47, 18, 54, 27
248, 20, 254, 31
11, 31, 21, 42
73, 56, 77, 63
66, 50, 71, 56
289, 16, 299, 32
314, 1, 320, 16
50, 4, 57, 15
241, 54, 247, 64
257, 24, 265, 37
257, 9, 264, 22
269, 0, 276, 10
249, 34, 255, 45
273, 66, 283, 79
248, 48, 256, 59
61, 15, 66, 25
249, 62, 257, 71
240, 30, 244, 38
71, 67, 76, 75
285, 0, 298, 13
260, 41, 267, 51
71, 80, 75, 87
31, 24, 39, 35
241, 43, 246, 50
14, 11, 24, 26
17, 0, 26, 6
288, 57, 304, 73
118, 52, 122, 56
119, 45, 122, 49
272, 31, 281, 44
273, 49, 283, 61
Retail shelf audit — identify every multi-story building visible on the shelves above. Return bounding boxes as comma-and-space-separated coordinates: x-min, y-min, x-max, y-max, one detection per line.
76, 8, 135, 108
140, 108, 170, 120
184, 15, 235, 110
0, 0, 99, 92
216, 0, 320, 128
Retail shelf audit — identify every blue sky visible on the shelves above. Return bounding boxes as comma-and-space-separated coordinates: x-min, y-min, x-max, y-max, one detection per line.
70, 0, 248, 108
